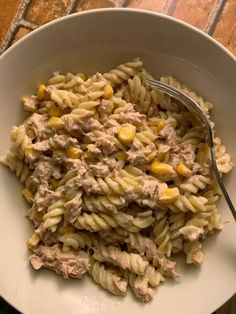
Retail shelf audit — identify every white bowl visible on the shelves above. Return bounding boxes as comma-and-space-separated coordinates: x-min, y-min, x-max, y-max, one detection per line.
0, 8, 236, 314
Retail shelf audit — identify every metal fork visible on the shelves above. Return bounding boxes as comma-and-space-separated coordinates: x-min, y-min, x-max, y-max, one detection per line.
148, 78, 236, 221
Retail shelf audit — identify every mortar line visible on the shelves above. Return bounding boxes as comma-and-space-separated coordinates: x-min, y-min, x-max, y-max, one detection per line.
0, 0, 33, 54
205, 0, 227, 34
18, 19, 38, 29
109, 0, 127, 7
165, 0, 178, 15
65, 0, 81, 14
163, 0, 178, 15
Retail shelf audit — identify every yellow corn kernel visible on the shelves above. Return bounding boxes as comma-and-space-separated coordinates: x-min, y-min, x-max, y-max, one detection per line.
24, 145, 32, 158
103, 84, 114, 99
48, 104, 61, 117
36, 84, 47, 100
27, 233, 40, 248
50, 178, 59, 189
117, 151, 127, 161
58, 226, 75, 236
22, 96, 29, 102
84, 151, 93, 159
78, 72, 87, 81
26, 128, 35, 138
10, 128, 18, 142
176, 163, 192, 178
150, 161, 173, 175
22, 188, 33, 203
159, 187, 180, 204
156, 119, 166, 132
47, 117, 64, 129
66, 147, 80, 159
118, 124, 136, 144
22, 96, 29, 106
24, 145, 40, 159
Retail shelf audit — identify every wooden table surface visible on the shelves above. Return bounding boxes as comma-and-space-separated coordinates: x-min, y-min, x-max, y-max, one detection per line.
0, 0, 235, 313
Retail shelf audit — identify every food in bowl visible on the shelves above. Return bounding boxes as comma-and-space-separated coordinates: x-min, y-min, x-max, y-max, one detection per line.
0, 58, 232, 302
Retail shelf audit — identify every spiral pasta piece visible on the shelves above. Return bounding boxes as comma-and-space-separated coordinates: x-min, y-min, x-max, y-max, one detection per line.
144, 265, 164, 287
169, 212, 185, 253
40, 200, 65, 233
82, 172, 141, 196
82, 194, 126, 214
183, 240, 203, 265
10, 125, 32, 158
160, 76, 213, 113
59, 231, 100, 251
104, 58, 143, 86
180, 175, 212, 194
89, 259, 128, 296
169, 194, 208, 213
93, 244, 149, 276
153, 216, 172, 257
127, 272, 155, 302
75, 211, 154, 232
127, 233, 158, 260
1, 151, 32, 185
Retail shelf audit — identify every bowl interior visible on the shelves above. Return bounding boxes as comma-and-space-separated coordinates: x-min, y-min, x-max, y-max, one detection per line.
0, 9, 236, 314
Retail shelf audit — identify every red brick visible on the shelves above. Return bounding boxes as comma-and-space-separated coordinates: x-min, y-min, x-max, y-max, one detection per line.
0, 0, 22, 43
26, 0, 69, 26
76, 0, 115, 11
172, 0, 218, 30
12, 27, 31, 44
213, 0, 236, 55
127, 0, 169, 12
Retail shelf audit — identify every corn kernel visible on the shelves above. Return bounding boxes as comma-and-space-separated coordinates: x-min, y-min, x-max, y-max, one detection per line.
66, 147, 80, 159
22, 96, 30, 107
50, 178, 59, 189
117, 151, 127, 161
159, 187, 180, 204
48, 104, 61, 117
36, 84, 47, 100
22, 96, 29, 102
10, 128, 18, 142
150, 161, 173, 175
26, 128, 35, 138
24, 145, 32, 158
103, 84, 114, 99
176, 163, 192, 177
47, 117, 64, 129
27, 233, 40, 248
84, 151, 93, 159
22, 188, 33, 203
78, 72, 87, 81
156, 119, 166, 132
24, 145, 40, 159
58, 226, 75, 236
118, 124, 136, 144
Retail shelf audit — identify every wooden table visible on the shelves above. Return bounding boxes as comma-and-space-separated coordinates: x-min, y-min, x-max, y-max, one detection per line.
0, 0, 235, 313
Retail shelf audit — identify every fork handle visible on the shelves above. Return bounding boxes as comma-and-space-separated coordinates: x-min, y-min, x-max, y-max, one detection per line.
210, 146, 236, 221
